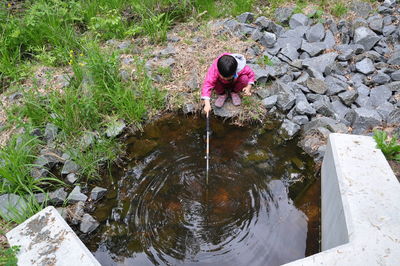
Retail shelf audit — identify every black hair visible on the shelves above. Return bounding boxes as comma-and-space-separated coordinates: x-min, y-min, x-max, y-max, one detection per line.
217, 55, 237, 78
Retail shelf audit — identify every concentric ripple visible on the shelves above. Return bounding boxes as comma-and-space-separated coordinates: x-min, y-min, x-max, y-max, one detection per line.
89, 115, 318, 266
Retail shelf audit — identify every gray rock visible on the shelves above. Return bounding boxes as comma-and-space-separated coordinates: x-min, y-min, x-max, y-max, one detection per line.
387, 109, 400, 125
369, 17, 384, 33
306, 23, 325, 42
292, 115, 309, 125
213, 102, 240, 118
338, 48, 354, 61
262, 95, 278, 108
44, 123, 58, 143
105, 120, 126, 138
182, 103, 195, 114
275, 7, 294, 24
324, 30, 336, 50
345, 107, 383, 134
158, 45, 176, 56
354, 27, 381, 51
355, 58, 375, 74
167, 34, 180, 42
295, 100, 316, 115
33, 149, 64, 169
338, 90, 359, 106
325, 76, 348, 95
0, 194, 28, 221
289, 14, 310, 28
390, 70, 400, 81
388, 50, 400, 65
80, 132, 96, 149
31, 167, 48, 180
268, 22, 285, 36
90, 187, 108, 201
332, 100, 351, 119
378, 6, 393, 14
248, 64, 269, 83
370, 72, 391, 85
259, 32, 277, 48
383, 0, 397, 7
61, 160, 80, 175
67, 186, 88, 203
357, 84, 370, 96
66, 173, 78, 184
279, 119, 301, 139
349, 1, 372, 17
56, 207, 68, 220
303, 52, 338, 74
254, 16, 271, 29
8, 92, 23, 101
352, 18, 369, 30
70, 201, 85, 225
117, 41, 131, 50
280, 43, 299, 61
303, 116, 349, 134
368, 85, 393, 107
312, 99, 335, 117
50, 188, 68, 205
376, 102, 395, 120
387, 81, 400, 92
270, 82, 296, 111
301, 41, 326, 56
306, 93, 329, 103
251, 29, 263, 41
306, 67, 325, 80
80, 213, 100, 234
236, 12, 254, 23
383, 24, 397, 37
307, 78, 327, 94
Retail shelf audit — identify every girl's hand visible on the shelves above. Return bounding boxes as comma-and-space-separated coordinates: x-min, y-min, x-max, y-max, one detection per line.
203, 99, 211, 114
243, 85, 252, 96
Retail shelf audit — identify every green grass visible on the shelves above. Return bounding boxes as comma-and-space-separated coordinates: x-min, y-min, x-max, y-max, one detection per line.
257, 55, 274, 67
373, 130, 400, 162
331, 3, 347, 17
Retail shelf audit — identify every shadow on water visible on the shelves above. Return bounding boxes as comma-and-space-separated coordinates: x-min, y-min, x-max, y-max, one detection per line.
83, 114, 320, 266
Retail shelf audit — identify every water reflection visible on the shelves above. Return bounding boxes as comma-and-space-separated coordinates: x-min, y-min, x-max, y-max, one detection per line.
87, 115, 318, 266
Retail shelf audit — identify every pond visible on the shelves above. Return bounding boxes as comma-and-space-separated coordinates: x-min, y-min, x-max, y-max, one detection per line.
83, 114, 320, 266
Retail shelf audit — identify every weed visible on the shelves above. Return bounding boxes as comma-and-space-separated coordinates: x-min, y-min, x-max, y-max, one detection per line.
331, 3, 348, 17
0, 133, 63, 196
257, 55, 274, 67
0, 245, 19, 265
373, 130, 400, 162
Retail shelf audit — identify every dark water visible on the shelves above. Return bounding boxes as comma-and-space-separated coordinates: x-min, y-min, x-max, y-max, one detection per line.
84, 114, 320, 266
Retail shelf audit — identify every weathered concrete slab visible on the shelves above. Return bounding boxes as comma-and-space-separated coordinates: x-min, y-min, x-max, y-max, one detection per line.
6, 206, 100, 266
284, 133, 400, 265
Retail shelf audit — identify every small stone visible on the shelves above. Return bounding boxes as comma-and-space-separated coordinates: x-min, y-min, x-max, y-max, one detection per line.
80, 213, 100, 234
307, 78, 327, 94
306, 23, 325, 42
279, 119, 300, 139
292, 115, 309, 125
324, 30, 336, 50
354, 27, 381, 51
295, 100, 316, 115
80, 132, 96, 149
312, 99, 335, 117
289, 14, 310, 29
61, 160, 80, 175
50, 188, 68, 205
303, 52, 338, 75
248, 64, 269, 83
0, 194, 27, 221
383, 24, 397, 37
44, 123, 58, 143
90, 187, 107, 201
182, 103, 195, 114
301, 41, 326, 57
355, 58, 375, 75
67, 186, 88, 203
117, 41, 131, 50
368, 85, 392, 107
390, 70, 400, 81
56, 207, 68, 220
280, 43, 299, 61
349, 1, 372, 18
236, 12, 255, 23
387, 109, 400, 125
259, 32, 277, 48
345, 107, 383, 134
275, 7, 294, 24
66, 173, 78, 184
167, 34, 180, 42
262, 95, 278, 108
388, 50, 400, 65
370, 72, 391, 85
338, 90, 359, 106
105, 120, 126, 138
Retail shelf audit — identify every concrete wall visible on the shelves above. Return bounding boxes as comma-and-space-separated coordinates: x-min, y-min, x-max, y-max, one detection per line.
6, 206, 100, 266
284, 133, 400, 266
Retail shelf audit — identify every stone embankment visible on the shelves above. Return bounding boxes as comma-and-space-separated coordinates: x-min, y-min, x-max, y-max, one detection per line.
201, 0, 400, 161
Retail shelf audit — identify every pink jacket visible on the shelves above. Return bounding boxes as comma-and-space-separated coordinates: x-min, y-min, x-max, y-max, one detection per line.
201, 53, 255, 99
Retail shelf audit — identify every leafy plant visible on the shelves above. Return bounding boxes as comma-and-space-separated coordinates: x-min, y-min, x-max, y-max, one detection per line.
0, 245, 20, 266
373, 130, 400, 162
257, 55, 274, 67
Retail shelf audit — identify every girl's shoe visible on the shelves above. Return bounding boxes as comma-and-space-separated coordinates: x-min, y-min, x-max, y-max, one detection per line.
215, 94, 227, 108
231, 92, 241, 106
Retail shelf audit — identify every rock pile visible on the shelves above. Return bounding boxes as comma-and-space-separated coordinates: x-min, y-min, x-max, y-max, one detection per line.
214, 1, 400, 160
